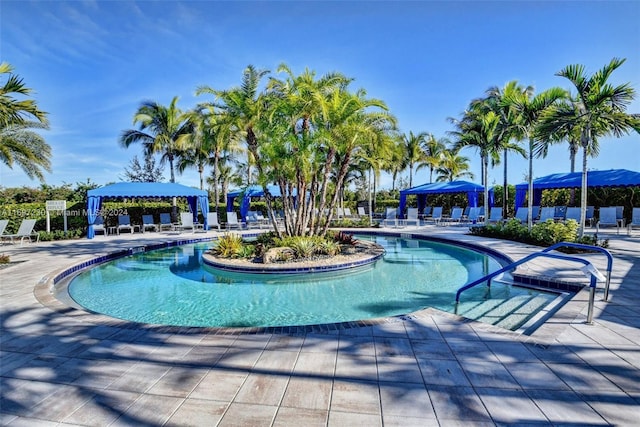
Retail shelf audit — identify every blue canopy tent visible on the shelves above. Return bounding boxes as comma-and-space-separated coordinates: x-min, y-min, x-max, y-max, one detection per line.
226, 184, 298, 221
514, 169, 640, 209
86, 182, 209, 238
398, 180, 489, 218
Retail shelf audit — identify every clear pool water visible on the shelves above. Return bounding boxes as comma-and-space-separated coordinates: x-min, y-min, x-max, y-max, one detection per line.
67, 235, 557, 328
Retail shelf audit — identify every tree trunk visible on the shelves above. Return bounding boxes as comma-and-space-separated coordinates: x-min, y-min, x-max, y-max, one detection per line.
527, 138, 534, 231
503, 148, 508, 217
579, 128, 590, 238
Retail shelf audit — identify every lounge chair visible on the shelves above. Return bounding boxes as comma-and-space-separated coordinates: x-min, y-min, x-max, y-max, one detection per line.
586, 206, 595, 227
0, 219, 8, 238
2, 219, 39, 244
554, 206, 567, 221
487, 207, 503, 224
226, 211, 244, 230
207, 212, 221, 231
423, 206, 433, 219
564, 207, 581, 223
627, 207, 640, 236
381, 207, 399, 227
246, 211, 262, 229
597, 207, 619, 234
615, 206, 625, 228
430, 206, 443, 225
179, 212, 195, 232
404, 207, 420, 226
159, 213, 173, 231
447, 207, 464, 225
467, 207, 482, 225
117, 215, 137, 234
514, 207, 528, 223
93, 215, 106, 236
357, 207, 366, 217
141, 214, 158, 233
538, 207, 555, 223
343, 208, 353, 219
531, 206, 541, 222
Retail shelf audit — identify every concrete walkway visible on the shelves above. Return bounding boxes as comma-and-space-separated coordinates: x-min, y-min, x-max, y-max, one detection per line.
1, 226, 639, 426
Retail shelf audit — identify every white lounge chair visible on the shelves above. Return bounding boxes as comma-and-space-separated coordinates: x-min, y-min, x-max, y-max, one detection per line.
357, 207, 366, 217
207, 212, 221, 231
117, 215, 137, 234
179, 212, 195, 232
467, 207, 482, 225
0, 219, 9, 238
404, 208, 420, 226
343, 208, 353, 219
226, 211, 244, 230
487, 207, 503, 224
2, 219, 39, 244
141, 214, 158, 233
597, 207, 619, 234
381, 207, 399, 227
627, 207, 640, 236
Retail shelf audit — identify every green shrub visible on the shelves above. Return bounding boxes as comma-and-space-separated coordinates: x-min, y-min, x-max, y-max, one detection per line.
317, 239, 341, 256
37, 229, 84, 241
530, 219, 579, 245
288, 237, 319, 258
211, 233, 244, 258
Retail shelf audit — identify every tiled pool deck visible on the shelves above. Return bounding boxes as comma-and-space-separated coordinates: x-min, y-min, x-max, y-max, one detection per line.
1, 226, 639, 426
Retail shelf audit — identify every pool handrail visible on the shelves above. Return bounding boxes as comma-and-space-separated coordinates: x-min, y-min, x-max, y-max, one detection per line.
454, 242, 611, 324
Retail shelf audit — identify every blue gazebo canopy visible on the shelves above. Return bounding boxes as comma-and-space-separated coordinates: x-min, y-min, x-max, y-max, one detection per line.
514, 169, 640, 208
86, 182, 209, 238
398, 180, 488, 218
226, 184, 297, 221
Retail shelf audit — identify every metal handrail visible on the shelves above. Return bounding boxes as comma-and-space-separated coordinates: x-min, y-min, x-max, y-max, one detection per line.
454, 242, 611, 324
541, 242, 613, 301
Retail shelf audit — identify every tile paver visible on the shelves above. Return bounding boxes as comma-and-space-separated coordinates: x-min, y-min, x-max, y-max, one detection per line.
1, 226, 639, 425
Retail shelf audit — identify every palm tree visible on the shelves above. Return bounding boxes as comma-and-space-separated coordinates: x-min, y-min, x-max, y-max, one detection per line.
119, 96, 193, 184
504, 85, 568, 229
197, 65, 270, 181
435, 149, 474, 182
421, 134, 447, 184
400, 130, 427, 188
537, 57, 640, 236
0, 62, 51, 181
0, 121, 51, 181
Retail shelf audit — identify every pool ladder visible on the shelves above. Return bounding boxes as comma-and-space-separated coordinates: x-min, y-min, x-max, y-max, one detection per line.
454, 242, 613, 324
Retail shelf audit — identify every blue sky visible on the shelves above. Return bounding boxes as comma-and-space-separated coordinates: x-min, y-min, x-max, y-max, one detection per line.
2, 0, 639, 191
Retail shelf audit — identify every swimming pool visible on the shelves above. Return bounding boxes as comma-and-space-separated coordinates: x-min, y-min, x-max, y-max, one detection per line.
65, 234, 559, 329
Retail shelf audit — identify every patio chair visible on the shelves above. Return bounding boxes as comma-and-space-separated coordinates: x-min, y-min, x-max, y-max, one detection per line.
207, 212, 221, 231
93, 215, 106, 236
178, 212, 195, 232
2, 219, 39, 244
564, 207, 581, 223
423, 206, 433, 218
159, 213, 173, 231
357, 207, 366, 217
447, 207, 464, 225
554, 206, 567, 221
467, 207, 482, 225
597, 207, 619, 234
343, 208, 353, 218
0, 219, 8, 238
141, 214, 158, 233
117, 215, 137, 234
627, 207, 640, 236
615, 206, 625, 227
531, 205, 541, 222
404, 207, 420, 226
514, 207, 528, 223
226, 211, 245, 230
381, 207, 399, 227
538, 207, 555, 223
246, 211, 262, 229
487, 207, 503, 224
586, 206, 595, 227
430, 206, 443, 225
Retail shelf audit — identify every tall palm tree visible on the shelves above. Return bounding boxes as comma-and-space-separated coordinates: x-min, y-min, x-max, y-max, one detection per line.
0, 62, 51, 181
197, 65, 270, 180
120, 96, 193, 184
421, 134, 447, 184
400, 130, 427, 188
504, 85, 568, 229
537, 57, 640, 236
435, 149, 474, 182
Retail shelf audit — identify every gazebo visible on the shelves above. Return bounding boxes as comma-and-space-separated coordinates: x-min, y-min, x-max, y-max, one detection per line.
226, 185, 298, 221
398, 180, 488, 218
86, 182, 209, 238
514, 169, 640, 208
